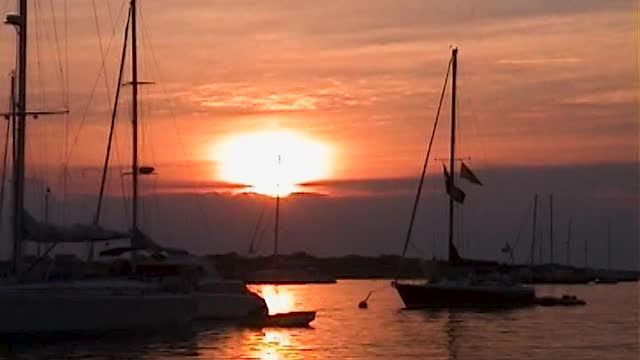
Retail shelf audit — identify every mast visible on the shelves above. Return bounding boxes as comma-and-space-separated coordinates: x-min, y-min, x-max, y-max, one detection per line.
538, 229, 542, 264
447, 47, 457, 263
39, 187, 50, 257
549, 193, 553, 264
566, 217, 572, 266
5, 3, 67, 274
584, 237, 588, 268
273, 154, 281, 256
0, 73, 14, 237
529, 194, 538, 265
130, 0, 139, 241
9, 0, 28, 275
607, 221, 611, 271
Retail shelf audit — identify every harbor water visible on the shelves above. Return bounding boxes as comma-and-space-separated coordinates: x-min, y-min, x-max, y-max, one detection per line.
1, 280, 637, 359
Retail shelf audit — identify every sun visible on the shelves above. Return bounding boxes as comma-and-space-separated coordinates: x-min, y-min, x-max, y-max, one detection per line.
214, 130, 332, 197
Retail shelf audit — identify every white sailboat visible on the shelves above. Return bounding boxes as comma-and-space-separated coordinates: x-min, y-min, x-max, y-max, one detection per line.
0, 0, 196, 336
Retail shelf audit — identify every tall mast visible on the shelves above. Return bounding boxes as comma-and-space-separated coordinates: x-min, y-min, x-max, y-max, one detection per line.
549, 193, 554, 264
9, 0, 28, 275
130, 0, 139, 240
584, 237, 588, 268
529, 194, 538, 265
607, 221, 611, 271
273, 154, 281, 256
566, 217, 572, 266
447, 48, 457, 263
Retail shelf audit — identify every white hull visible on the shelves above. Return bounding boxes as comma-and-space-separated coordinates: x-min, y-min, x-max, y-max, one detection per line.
0, 280, 195, 335
195, 292, 266, 320
195, 278, 267, 320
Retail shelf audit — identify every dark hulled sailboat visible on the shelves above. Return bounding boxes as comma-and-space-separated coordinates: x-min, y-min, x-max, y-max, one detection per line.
393, 48, 535, 308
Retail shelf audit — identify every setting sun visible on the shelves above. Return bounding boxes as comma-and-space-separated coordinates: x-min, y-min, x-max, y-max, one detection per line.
214, 130, 332, 196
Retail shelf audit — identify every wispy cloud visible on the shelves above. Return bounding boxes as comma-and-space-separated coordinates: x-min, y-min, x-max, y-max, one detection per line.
560, 89, 638, 105
496, 57, 583, 65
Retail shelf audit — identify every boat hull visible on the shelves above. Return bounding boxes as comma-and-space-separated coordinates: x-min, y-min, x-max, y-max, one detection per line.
264, 311, 316, 327
394, 282, 535, 309
0, 282, 195, 336
195, 292, 267, 320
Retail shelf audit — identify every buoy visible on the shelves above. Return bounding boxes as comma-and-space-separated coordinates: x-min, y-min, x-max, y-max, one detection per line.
358, 290, 374, 309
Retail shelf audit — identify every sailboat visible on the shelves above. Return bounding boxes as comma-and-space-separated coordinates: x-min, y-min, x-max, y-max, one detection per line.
0, 0, 198, 336
594, 222, 618, 284
523, 195, 592, 284
393, 48, 535, 308
244, 155, 336, 285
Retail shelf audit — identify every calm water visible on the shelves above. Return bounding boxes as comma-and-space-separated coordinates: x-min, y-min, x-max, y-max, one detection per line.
1, 280, 638, 359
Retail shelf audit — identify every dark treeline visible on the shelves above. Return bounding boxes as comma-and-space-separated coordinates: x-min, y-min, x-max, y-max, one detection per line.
208, 252, 425, 279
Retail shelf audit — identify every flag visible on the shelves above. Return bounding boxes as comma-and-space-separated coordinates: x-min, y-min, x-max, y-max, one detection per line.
442, 164, 465, 203
460, 162, 482, 185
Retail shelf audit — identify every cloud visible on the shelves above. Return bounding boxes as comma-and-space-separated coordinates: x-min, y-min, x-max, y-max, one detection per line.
560, 89, 638, 106
496, 58, 583, 65
8, 162, 637, 270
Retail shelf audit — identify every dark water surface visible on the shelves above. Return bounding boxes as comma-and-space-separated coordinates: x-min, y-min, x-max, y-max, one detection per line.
1, 280, 637, 359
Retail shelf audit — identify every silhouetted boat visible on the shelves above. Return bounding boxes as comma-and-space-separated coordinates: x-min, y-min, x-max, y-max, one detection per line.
263, 311, 316, 327
100, 248, 270, 321
243, 161, 336, 284
535, 295, 586, 306
593, 277, 618, 284
0, 0, 200, 336
393, 48, 535, 308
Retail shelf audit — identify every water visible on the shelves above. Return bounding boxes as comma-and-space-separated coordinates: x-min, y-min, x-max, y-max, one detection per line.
1, 280, 637, 359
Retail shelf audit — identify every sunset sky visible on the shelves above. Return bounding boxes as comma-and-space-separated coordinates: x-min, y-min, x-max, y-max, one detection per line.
0, 1, 637, 267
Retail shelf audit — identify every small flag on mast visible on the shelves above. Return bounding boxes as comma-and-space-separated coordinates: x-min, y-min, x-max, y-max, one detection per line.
460, 162, 482, 185
442, 164, 466, 203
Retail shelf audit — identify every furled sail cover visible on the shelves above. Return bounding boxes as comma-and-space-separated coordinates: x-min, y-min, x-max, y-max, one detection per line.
23, 210, 128, 243
129, 228, 189, 255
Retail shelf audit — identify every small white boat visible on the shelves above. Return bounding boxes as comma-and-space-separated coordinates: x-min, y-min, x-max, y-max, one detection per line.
263, 311, 316, 327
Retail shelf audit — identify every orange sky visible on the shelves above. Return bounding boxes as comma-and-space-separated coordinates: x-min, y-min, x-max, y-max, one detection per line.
0, 0, 637, 195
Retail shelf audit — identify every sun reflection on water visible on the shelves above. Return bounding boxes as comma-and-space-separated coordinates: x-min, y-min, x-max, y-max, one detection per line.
258, 330, 291, 360
248, 285, 295, 315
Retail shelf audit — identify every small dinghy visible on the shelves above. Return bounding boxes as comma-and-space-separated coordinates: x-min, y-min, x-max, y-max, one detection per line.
263, 311, 316, 327
535, 295, 586, 306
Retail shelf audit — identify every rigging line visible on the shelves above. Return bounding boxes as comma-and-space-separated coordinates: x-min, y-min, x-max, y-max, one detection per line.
34, 0, 46, 108
61, 0, 69, 225
511, 198, 534, 260
34, 1, 52, 196
91, 0, 115, 107
248, 200, 268, 254
0, 74, 13, 233
63, 3, 128, 166
94, 6, 131, 226
62, 0, 69, 225
138, 8, 213, 236
395, 56, 453, 280
63, 0, 68, 107
47, 0, 66, 106
399, 56, 453, 259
